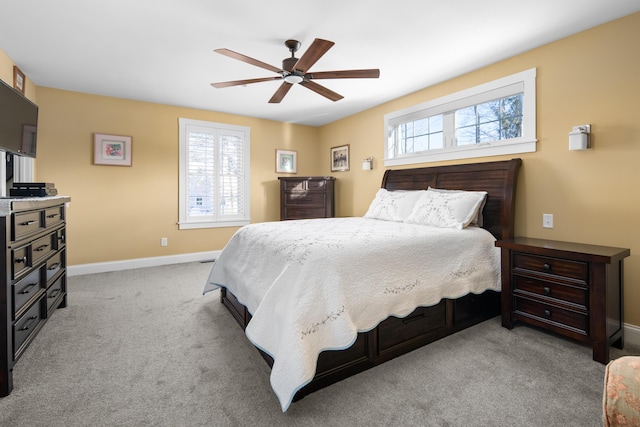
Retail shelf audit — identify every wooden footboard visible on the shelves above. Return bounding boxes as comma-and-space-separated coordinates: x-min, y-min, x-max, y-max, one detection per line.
220, 287, 499, 400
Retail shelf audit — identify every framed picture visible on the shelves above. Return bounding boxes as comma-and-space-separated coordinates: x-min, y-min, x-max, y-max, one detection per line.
94, 133, 132, 166
276, 149, 297, 173
331, 144, 350, 172
13, 66, 25, 95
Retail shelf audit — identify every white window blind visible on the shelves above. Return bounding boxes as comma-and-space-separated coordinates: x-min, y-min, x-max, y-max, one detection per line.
178, 118, 250, 229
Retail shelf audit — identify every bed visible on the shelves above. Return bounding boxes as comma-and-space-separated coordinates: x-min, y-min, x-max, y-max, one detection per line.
204, 158, 521, 411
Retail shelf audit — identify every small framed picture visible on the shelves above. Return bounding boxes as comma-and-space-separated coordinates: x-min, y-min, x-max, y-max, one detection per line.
331, 144, 350, 172
94, 133, 133, 166
13, 66, 25, 95
276, 149, 297, 173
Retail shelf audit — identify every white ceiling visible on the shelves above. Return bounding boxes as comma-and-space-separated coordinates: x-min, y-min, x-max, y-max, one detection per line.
1, 0, 639, 126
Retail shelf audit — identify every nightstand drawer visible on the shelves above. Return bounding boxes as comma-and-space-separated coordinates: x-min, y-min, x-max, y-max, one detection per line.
514, 296, 588, 334
513, 253, 587, 282
513, 276, 588, 309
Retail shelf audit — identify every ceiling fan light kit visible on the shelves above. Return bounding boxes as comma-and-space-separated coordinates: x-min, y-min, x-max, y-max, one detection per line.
211, 38, 380, 103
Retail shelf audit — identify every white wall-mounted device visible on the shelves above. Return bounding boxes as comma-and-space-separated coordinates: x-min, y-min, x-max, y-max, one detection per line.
362, 156, 373, 170
569, 124, 591, 150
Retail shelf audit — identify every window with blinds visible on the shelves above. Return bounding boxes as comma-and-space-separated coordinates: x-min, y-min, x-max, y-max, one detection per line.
178, 118, 250, 229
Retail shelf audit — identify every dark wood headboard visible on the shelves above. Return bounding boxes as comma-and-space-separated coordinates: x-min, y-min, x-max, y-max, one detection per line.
381, 158, 522, 240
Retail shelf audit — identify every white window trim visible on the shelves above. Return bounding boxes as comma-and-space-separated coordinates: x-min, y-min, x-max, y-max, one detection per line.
178, 118, 250, 230
384, 68, 537, 167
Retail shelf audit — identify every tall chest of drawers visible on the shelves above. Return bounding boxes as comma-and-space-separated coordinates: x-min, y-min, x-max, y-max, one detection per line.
496, 237, 630, 364
278, 176, 335, 220
1, 196, 70, 397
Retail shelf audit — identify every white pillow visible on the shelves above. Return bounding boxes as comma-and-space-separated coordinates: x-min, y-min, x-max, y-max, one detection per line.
427, 187, 487, 226
364, 189, 424, 222
404, 188, 488, 229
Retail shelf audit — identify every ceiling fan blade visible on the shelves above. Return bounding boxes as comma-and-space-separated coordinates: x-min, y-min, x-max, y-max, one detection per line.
306, 69, 380, 79
214, 48, 283, 74
293, 38, 334, 73
269, 82, 294, 103
211, 76, 282, 88
299, 80, 343, 102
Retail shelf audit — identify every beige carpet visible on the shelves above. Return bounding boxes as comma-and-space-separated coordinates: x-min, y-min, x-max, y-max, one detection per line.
0, 261, 637, 426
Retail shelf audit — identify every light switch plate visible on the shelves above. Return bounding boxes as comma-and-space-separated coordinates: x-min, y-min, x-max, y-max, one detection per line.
543, 214, 554, 228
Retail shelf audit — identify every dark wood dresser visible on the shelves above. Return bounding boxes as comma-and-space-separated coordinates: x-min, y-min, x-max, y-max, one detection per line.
496, 237, 630, 364
278, 176, 335, 220
1, 196, 70, 397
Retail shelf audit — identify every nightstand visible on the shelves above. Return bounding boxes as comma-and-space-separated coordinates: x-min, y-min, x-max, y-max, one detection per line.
495, 237, 630, 364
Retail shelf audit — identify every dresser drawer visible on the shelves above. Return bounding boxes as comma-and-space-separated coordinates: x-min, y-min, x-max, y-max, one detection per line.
12, 268, 44, 319
377, 302, 447, 351
282, 207, 328, 220
11, 244, 30, 279
45, 250, 64, 283
513, 275, 588, 309
44, 206, 64, 228
46, 275, 65, 315
12, 210, 43, 241
513, 253, 588, 282
514, 296, 588, 334
31, 231, 57, 265
284, 192, 326, 206
14, 298, 44, 358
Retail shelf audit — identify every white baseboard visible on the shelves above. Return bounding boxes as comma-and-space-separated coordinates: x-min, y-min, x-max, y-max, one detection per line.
624, 322, 640, 348
67, 250, 221, 276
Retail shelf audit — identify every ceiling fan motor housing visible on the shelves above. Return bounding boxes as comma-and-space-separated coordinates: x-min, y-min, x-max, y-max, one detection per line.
282, 57, 298, 72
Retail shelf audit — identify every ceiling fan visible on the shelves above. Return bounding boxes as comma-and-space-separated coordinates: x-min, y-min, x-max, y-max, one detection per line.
211, 38, 380, 103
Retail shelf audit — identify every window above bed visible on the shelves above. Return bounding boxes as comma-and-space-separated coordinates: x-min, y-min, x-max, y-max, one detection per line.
178, 118, 250, 229
384, 68, 536, 166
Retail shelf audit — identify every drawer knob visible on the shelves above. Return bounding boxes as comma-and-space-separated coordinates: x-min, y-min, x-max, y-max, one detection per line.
48, 262, 61, 271
543, 263, 551, 272
544, 309, 552, 317
15, 256, 27, 264
543, 287, 551, 295
35, 244, 49, 252
19, 220, 37, 226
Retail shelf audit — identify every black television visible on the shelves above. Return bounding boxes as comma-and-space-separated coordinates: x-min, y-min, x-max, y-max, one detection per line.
0, 78, 38, 158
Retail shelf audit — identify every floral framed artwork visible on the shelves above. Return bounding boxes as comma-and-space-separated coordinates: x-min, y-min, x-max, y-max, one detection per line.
331, 144, 350, 172
276, 149, 297, 173
13, 66, 25, 95
93, 133, 132, 166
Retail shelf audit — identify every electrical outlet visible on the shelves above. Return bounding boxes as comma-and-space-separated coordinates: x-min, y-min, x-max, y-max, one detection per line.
543, 214, 554, 229
161, 237, 168, 246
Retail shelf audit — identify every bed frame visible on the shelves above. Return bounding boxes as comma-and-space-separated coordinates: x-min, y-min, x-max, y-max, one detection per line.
220, 158, 522, 402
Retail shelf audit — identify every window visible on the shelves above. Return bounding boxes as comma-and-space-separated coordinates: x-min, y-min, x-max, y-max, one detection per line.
384, 68, 536, 166
178, 118, 250, 229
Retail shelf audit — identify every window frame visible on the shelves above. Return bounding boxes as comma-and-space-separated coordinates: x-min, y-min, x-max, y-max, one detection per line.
384, 68, 536, 166
178, 118, 250, 230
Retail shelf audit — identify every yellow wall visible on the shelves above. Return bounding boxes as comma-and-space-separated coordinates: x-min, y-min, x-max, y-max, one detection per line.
2, 12, 639, 325
31, 88, 322, 265
320, 12, 640, 325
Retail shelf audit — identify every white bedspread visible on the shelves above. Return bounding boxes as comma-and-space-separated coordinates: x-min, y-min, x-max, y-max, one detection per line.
203, 217, 500, 411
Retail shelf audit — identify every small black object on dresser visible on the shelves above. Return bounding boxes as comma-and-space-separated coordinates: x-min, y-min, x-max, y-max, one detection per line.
278, 176, 335, 220
495, 237, 630, 364
1, 196, 70, 397
9, 182, 58, 197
